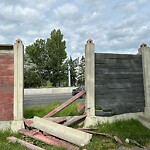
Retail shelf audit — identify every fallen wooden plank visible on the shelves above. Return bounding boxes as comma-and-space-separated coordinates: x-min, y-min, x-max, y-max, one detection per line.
79, 129, 113, 138
78, 128, 98, 130
43, 90, 86, 118
77, 103, 85, 113
24, 116, 67, 129
32, 116, 92, 146
114, 136, 123, 144
46, 135, 79, 150
7, 136, 45, 150
63, 115, 86, 126
53, 116, 67, 123
79, 129, 122, 144
24, 119, 33, 129
19, 129, 79, 150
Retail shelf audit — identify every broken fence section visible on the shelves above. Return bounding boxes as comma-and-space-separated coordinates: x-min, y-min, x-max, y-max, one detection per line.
43, 90, 86, 118
20, 89, 122, 149
32, 116, 92, 147
19, 129, 79, 150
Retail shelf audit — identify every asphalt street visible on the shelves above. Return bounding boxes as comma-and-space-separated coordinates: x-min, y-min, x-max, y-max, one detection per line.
24, 93, 72, 107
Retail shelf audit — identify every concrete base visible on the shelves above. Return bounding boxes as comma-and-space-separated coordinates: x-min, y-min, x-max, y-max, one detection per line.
138, 115, 150, 129
11, 120, 24, 132
0, 120, 24, 132
144, 106, 150, 117
0, 121, 11, 130
84, 112, 144, 127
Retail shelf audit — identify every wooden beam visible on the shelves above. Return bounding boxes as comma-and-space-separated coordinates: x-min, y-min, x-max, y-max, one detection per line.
19, 129, 79, 150
24, 116, 67, 129
24, 119, 33, 129
7, 136, 45, 150
53, 116, 67, 123
43, 90, 86, 118
77, 103, 85, 113
63, 115, 86, 126
79, 129, 122, 143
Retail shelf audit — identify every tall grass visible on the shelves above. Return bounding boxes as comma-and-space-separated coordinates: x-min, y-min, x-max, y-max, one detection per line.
86, 119, 150, 150
24, 101, 83, 118
1, 119, 150, 150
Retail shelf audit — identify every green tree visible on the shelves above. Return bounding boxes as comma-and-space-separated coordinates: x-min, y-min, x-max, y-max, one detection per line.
46, 29, 67, 86
24, 66, 43, 88
25, 29, 67, 87
69, 57, 77, 86
24, 53, 43, 88
25, 39, 47, 78
77, 56, 85, 86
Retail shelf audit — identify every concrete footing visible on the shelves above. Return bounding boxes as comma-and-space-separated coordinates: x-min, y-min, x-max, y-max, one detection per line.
0, 120, 24, 132
11, 120, 24, 132
144, 107, 150, 118
84, 112, 144, 127
0, 121, 11, 130
138, 115, 150, 129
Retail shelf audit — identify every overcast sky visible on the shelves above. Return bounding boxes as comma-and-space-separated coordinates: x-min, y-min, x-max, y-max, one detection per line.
0, 0, 150, 59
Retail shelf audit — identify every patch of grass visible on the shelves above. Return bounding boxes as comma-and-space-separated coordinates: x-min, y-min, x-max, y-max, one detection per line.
0, 130, 27, 150
24, 101, 83, 118
24, 102, 150, 149
98, 119, 150, 145
0, 130, 65, 150
20, 135, 66, 150
85, 119, 150, 150
1, 119, 150, 149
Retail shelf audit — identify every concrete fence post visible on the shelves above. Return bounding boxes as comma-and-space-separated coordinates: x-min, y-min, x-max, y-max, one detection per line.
11, 39, 24, 131
140, 43, 150, 117
85, 39, 95, 117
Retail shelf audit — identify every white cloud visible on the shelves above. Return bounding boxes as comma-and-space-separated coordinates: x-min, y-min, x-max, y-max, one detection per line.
53, 3, 79, 18
0, 4, 43, 23
114, 1, 137, 14
138, 0, 147, 4
0, 0, 150, 59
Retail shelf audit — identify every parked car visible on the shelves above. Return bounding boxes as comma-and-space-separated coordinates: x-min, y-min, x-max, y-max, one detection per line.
72, 86, 85, 98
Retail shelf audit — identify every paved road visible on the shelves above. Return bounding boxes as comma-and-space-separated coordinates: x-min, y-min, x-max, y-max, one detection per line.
24, 93, 72, 107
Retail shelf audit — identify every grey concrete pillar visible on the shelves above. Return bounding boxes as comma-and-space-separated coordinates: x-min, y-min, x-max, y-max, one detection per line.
11, 39, 24, 132
85, 39, 95, 117
140, 43, 150, 117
